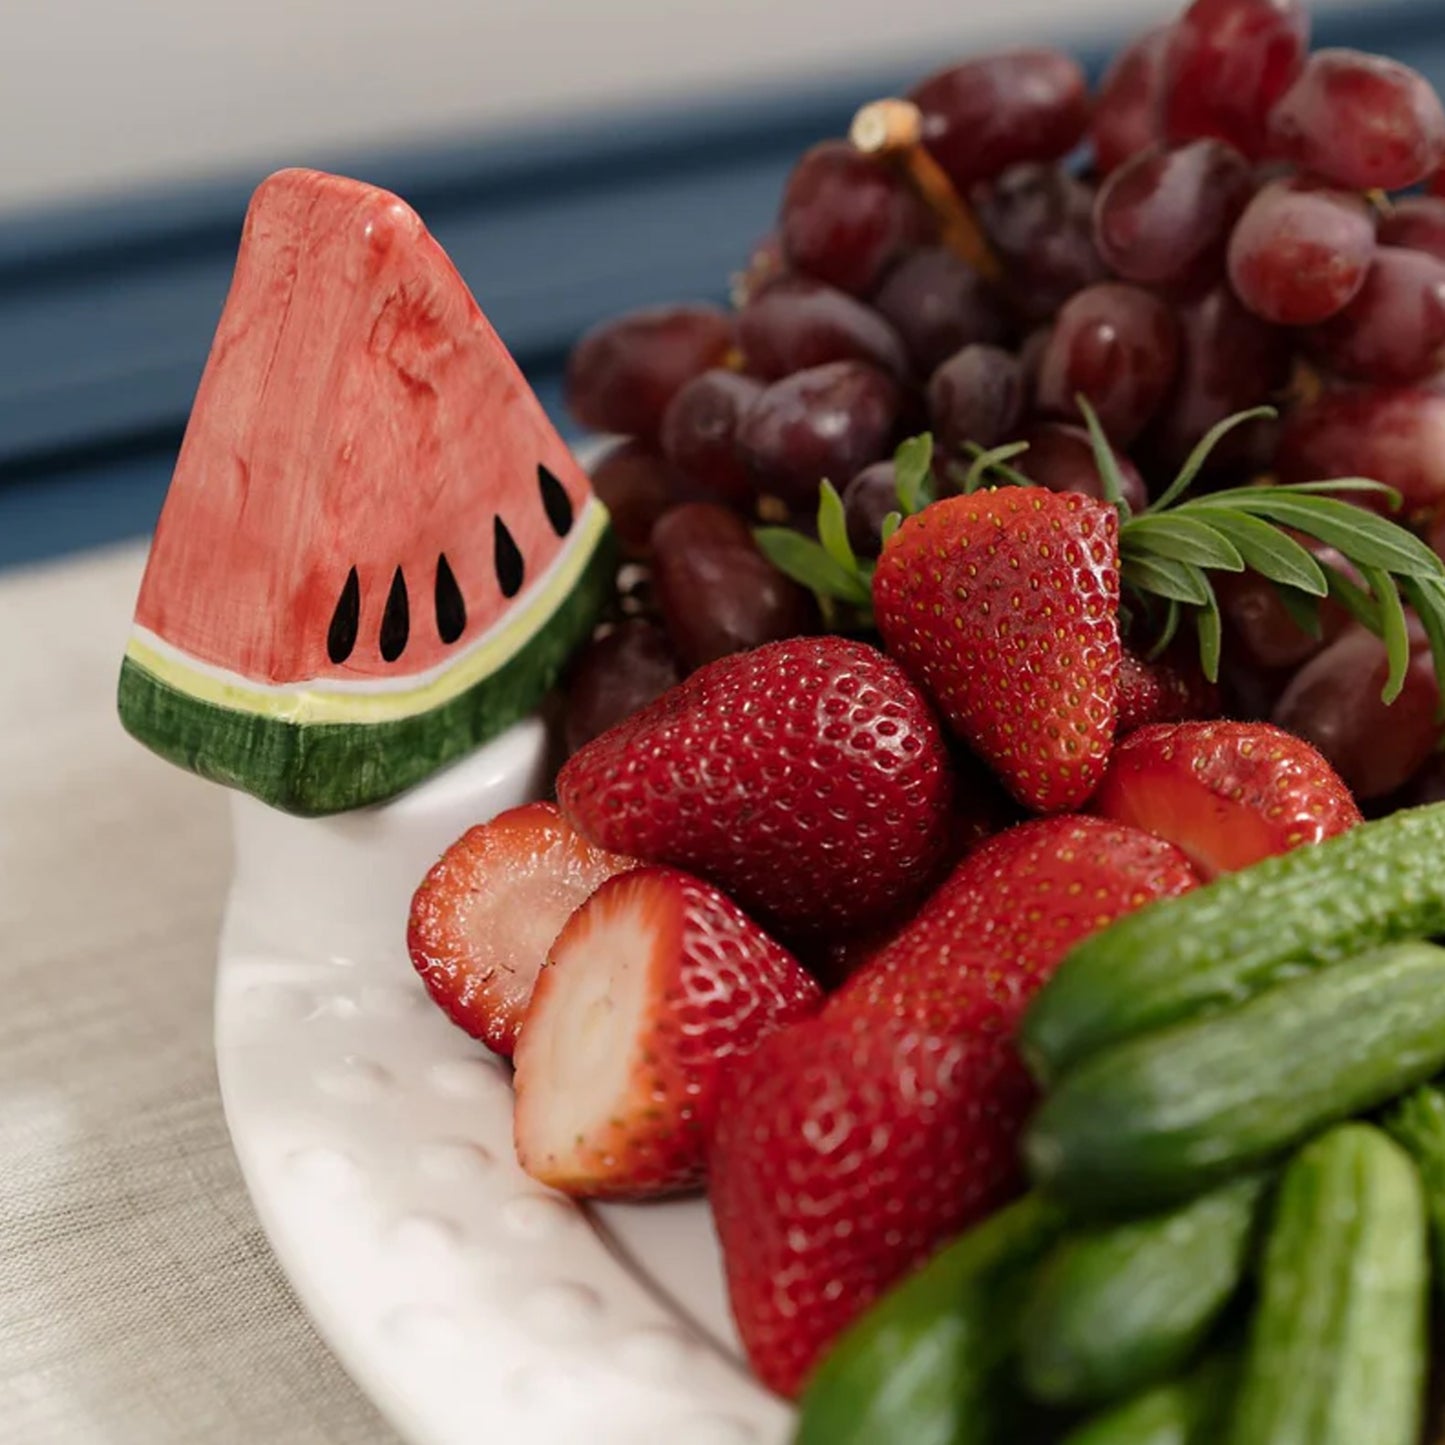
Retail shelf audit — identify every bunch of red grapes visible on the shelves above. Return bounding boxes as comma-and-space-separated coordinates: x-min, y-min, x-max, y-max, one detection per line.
561, 0, 1445, 812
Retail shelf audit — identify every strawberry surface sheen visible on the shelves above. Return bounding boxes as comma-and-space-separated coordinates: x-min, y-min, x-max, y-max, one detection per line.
709, 1013, 1034, 1399
556, 636, 954, 938
833, 814, 1201, 1025
873, 487, 1121, 813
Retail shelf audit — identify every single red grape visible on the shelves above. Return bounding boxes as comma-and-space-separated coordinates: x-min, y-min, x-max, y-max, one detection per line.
779, 141, 934, 296
660, 369, 764, 507
566, 304, 733, 440
908, 50, 1090, 192
1090, 27, 1171, 176
841, 462, 899, 558
1227, 179, 1376, 326
1146, 282, 1292, 468
1273, 623, 1440, 800
1378, 196, 1445, 264
1268, 49, 1445, 192
563, 621, 683, 755
1308, 246, 1445, 385
927, 345, 1026, 459
736, 361, 901, 510
1093, 140, 1253, 292
651, 503, 820, 669
1164, 0, 1310, 159
1013, 421, 1148, 512
1215, 539, 1351, 672
1036, 283, 1181, 445
975, 164, 1109, 322
588, 441, 687, 559
1278, 385, 1445, 511
737, 275, 907, 381
871, 247, 1012, 378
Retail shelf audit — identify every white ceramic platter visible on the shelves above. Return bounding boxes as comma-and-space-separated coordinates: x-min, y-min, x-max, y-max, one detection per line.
214, 718, 794, 1445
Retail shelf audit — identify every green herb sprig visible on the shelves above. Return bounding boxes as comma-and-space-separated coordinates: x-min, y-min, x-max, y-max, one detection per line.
756, 404, 1445, 709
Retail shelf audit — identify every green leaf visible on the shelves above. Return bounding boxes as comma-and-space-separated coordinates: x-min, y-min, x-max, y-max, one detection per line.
1121, 514, 1246, 571
817, 480, 857, 576
754, 526, 873, 607
1124, 554, 1212, 607
1401, 576, 1445, 722
963, 440, 1032, 494
1194, 580, 1223, 684
1322, 561, 1382, 632
1075, 396, 1131, 519
1198, 492, 1445, 577
1147, 406, 1277, 515
894, 434, 936, 515
1197, 509, 1329, 596
880, 511, 902, 545
1146, 597, 1183, 661
1274, 584, 1324, 641
1363, 564, 1412, 705
1272, 477, 1404, 509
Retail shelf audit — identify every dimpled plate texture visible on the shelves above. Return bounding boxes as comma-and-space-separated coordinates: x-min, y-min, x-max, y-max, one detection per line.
214, 716, 792, 1445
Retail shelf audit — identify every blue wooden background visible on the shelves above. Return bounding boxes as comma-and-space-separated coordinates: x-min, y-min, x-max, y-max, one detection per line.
2, 0, 1443, 569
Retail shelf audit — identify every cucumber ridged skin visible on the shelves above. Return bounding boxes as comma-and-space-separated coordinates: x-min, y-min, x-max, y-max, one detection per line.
1062, 1354, 1237, 1445
1384, 1083, 1445, 1283
1026, 942, 1445, 1212
1021, 805, 1445, 1085
1227, 1124, 1427, 1445
792, 1195, 1063, 1445
1019, 1174, 1266, 1407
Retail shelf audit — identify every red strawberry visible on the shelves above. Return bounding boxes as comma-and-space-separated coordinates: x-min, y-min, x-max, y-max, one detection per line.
832, 814, 1199, 1031
1116, 645, 1221, 733
556, 636, 954, 939
711, 815, 1197, 1397
873, 487, 1121, 813
406, 801, 636, 1057
1091, 719, 1363, 879
709, 1011, 1033, 1398
513, 866, 820, 1198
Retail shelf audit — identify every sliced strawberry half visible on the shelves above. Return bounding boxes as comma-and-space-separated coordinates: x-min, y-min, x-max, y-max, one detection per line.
513, 866, 821, 1199
406, 801, 637, 1057
1090, 719, 1362, 879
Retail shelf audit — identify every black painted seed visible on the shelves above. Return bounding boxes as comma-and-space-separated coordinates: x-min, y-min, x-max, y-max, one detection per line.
538, 463, 574, 536
326, 566, 360, 665
379, 566, 410, 662
434, 552, 467, 644
494, 517, 525, 598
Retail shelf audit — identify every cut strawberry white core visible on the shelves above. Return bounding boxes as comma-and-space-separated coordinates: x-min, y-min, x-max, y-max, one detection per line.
513, 866, 822, 1200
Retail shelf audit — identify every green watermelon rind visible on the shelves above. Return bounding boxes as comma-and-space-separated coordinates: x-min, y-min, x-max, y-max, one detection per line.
118, 525, 615, 816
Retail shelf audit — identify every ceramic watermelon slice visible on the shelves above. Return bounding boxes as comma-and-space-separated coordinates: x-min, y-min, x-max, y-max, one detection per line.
118, 168, 613, 815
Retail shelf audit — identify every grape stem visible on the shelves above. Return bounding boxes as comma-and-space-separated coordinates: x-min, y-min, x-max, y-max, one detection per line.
849, 98, 1001, 282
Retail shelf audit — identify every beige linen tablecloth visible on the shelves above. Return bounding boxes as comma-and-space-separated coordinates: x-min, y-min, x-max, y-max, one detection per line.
1, 544, 399, 1444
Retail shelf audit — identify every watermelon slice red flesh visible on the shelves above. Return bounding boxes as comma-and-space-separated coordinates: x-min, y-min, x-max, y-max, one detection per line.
118, 169, 613, 815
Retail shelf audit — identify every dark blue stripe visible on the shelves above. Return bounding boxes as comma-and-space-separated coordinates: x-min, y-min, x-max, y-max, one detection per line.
3, 0, 1444, 567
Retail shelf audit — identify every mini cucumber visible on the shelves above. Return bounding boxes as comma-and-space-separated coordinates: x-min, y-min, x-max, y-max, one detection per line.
1384, 1082, 1445, 1281
1019, 1174, 1265, 1406
1227, 1124, 1427, 1445
1021, 803, 1445, 1083
1027, 941, 1445, 1211
1062, 1354, 1237, 1445
793, 1195, 1063, 1445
